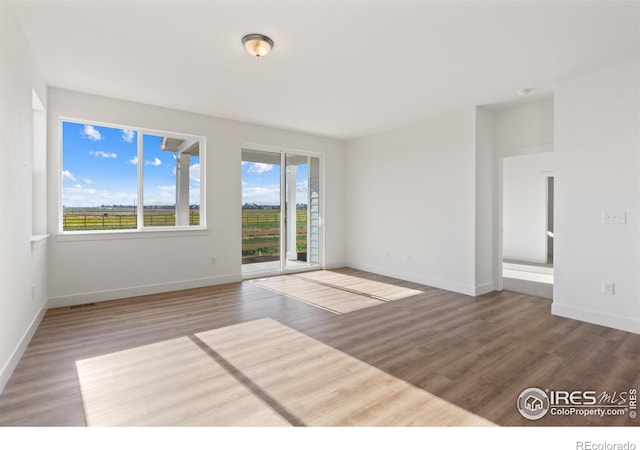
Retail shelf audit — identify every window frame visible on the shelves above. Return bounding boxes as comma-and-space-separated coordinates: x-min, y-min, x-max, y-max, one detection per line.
58, 117, 206, 238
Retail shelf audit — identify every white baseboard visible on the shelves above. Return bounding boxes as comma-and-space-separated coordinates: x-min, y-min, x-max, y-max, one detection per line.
0, 302, 48, 396
47, 273, 243, 309
323, 261, 348, 270
475, 282, 496, 296
552, 303, 640, 334
346, 261, 477, 296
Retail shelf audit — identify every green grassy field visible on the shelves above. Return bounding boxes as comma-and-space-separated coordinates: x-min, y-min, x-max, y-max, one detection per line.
62, 213, 199, 230
241, 209, 307, 259
62, 208, 307, 260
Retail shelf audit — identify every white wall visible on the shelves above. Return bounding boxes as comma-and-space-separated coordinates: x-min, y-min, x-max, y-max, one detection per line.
475, 108, 496, 294
347, 108, 488, 295
554, 60, 640, 333
47, 89, 347, 306
0, 3, 49, 393
494, 97, 554, 157
502, 152, 554, 263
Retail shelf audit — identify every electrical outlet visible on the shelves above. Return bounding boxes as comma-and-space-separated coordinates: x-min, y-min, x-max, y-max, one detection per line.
602, 282, 614, 295
211, 257, 216, 265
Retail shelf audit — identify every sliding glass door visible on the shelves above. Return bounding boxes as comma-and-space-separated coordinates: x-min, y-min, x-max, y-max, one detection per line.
242, 148, 321, 276
284, 154, 320, 269
241, 149, 282, 274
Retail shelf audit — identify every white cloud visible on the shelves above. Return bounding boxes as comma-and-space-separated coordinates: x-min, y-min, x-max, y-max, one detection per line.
295, 180, 311, 205
156, 185, 176, 191
189, 187, 201, 206
67, 184, 97, 195
62, 170, 76, 181
190, 163, 200, 184
121, 129, 135, 143
242, 185, 281, 204
143, 193, 174, 206
90, 150, 117, 159
145, 157, 162, 167
129, 156, 138, 165
247, 163, 274, 175
82, 125, 103, 141
170, 162, 200, 185
244, 186, 278, 195
83, 178, 94, 185
296, 180, 308, 192
241, 161, 248, 166
62, 187, 139, 207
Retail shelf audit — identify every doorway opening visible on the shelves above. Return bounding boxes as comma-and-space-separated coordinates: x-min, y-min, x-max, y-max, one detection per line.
501, 154, 554, 298
241, 148, 321, 277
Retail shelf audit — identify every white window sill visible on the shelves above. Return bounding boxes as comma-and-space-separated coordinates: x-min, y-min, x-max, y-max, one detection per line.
31, 234, 50, 251
55, 228, 209, 242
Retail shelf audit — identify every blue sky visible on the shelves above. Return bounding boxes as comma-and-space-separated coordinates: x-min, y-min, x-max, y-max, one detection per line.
241, 161, 309, 206
62, 121, 200, 208
62, 120, 306, 208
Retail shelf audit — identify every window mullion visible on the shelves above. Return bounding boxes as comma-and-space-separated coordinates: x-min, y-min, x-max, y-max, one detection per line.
137, 131, 143, 230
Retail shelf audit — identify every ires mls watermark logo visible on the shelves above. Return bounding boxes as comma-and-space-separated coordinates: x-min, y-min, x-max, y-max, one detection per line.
517, 388, 550, 420
517, 387, 637, 420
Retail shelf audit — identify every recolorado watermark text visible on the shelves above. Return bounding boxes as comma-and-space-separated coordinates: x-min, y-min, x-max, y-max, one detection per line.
576, 442, 636, 450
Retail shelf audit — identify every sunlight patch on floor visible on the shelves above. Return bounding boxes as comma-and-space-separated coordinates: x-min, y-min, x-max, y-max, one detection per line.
75, 337, 289, 426
196, 318, 493, 426
76, 319, 494, 426
250, 275, 384, 314
250, 271, 424, 314
296, 270, 424, 300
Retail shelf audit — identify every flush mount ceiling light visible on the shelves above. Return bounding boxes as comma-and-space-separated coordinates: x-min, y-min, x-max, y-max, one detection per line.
242, 34, 274, 58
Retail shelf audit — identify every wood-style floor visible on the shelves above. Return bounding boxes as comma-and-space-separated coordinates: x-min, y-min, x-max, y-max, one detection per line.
0, 268, 638, 426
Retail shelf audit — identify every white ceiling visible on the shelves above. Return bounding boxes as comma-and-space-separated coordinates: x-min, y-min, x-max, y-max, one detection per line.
11, 1, 640, 141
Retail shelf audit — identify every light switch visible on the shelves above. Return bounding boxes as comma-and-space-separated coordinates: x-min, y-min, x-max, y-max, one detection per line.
603, 211, 626, 224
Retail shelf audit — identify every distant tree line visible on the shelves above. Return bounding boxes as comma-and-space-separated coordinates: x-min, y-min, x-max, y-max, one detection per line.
63, 204, 199, 211
242, 202, 307, 210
